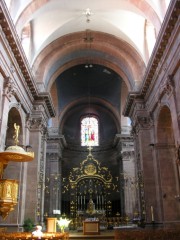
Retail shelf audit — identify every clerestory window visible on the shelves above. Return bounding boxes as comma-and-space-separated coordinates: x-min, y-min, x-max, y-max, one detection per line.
81, 116, 99, 146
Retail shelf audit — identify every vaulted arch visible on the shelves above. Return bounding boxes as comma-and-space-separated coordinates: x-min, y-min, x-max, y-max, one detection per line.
33, 31, 146, 91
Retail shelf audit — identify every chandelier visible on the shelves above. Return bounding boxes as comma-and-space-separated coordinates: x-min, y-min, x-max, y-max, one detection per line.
83, 8, 93, 23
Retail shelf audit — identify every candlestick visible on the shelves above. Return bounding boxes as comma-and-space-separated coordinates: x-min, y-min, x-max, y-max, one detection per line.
150, 206, 154, 222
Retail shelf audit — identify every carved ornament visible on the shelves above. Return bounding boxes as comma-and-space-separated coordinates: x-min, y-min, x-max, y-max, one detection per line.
159, 75, 174, 98
136, 115, 153, 129
3, 77, 16, 100
26, 115, 46, 132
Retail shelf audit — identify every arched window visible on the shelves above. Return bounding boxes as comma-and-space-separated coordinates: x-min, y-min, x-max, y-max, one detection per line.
81, 116, 99, 146
21, 23, 31, 60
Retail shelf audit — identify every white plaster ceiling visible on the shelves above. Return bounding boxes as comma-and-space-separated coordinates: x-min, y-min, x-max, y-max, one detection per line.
6, 0, 171, 66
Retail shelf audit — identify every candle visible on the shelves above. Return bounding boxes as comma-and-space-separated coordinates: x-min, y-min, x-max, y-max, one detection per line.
151, 206, 154, 222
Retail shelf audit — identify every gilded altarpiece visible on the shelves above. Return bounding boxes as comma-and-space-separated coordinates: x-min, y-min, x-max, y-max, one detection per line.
62, 150, 118, 220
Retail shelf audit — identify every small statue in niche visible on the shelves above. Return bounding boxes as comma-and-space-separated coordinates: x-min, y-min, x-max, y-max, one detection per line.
13, 123, 20, 146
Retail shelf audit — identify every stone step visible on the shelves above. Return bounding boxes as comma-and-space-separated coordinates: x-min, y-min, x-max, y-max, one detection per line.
70, 237, 114, 240
69, 231, 114, 240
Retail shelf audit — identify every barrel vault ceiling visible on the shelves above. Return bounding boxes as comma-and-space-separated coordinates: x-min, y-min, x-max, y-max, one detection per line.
4, 0, 171, 144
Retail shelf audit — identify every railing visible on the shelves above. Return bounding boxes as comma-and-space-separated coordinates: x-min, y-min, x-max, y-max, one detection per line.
0, 232, 69, 240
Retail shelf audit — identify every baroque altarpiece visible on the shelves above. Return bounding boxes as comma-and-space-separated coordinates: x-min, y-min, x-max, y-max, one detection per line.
62, 148, 120, 226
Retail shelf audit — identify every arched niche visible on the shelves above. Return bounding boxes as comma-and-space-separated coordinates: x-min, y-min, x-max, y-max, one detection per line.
5, 107, 23, 148
157, 106, 174, 144
3, 107, 24, 223
156, 106, 179, 222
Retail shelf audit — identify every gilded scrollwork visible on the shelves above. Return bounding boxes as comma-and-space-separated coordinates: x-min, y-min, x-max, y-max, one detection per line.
63, 152, 117, 194
84, 163, 97, 175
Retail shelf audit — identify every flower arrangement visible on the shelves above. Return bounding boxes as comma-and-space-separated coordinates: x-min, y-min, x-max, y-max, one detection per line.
56, 217, 71, 233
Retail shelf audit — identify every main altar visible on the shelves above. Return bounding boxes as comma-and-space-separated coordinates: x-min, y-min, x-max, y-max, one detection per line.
83, 219, 100, 235
62, 147, 119, 230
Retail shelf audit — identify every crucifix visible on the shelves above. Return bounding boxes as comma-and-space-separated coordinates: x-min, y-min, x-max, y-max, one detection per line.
87, 145, 93, 156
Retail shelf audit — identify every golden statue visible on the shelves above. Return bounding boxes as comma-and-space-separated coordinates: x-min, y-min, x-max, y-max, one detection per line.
13, 123, 20, 146
86, 198, 96, 215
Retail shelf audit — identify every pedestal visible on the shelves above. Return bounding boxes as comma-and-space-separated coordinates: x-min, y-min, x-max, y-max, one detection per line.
83, 221, 100, 235
47, 218, 57, 232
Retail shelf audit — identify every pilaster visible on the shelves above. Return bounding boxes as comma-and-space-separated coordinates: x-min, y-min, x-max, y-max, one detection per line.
132, 106, 160, 223
45, 128, 67, 217
114, 128, 136, 219
25, 112, 47, 223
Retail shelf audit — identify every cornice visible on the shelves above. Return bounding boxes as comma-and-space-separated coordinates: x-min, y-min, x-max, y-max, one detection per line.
123, 92, 143, 117
140, 0, 179, 97
113, 133, 134, 147
47, 135, 67, 148
0, 0, 55, 118
123, 0, 180, 117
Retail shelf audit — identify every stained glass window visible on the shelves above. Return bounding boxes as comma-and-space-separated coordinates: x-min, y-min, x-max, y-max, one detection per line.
81, 116, 99, 146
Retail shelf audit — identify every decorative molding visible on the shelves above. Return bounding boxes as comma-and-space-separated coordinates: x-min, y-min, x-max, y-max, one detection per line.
0, 1, 56, 118
140, 0, 179, 98
3, 77, 16, 100
136, 115, 153, 129
159, 74, 174, 99
123, 0, 179, 117
132, 115, 153, 131
26, 115, 47, 132
113, 133, 134, 147
154, 143, 175, 149
121, 151, 134, 161
48, 127, 59, 136
46, 152, 60, 159
47, 135, 67, 148
135, 102, 146, 110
